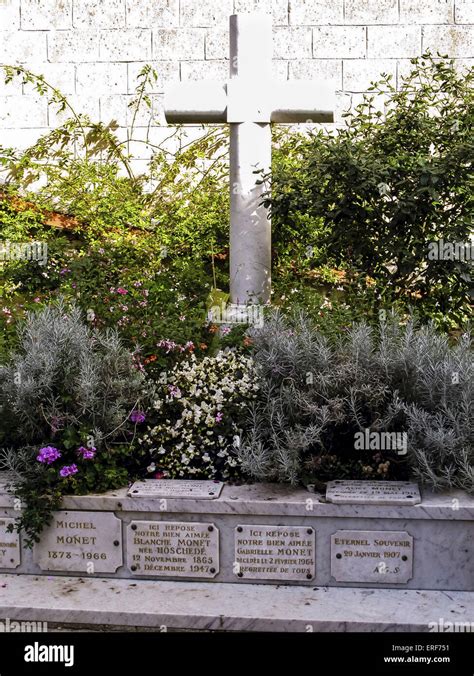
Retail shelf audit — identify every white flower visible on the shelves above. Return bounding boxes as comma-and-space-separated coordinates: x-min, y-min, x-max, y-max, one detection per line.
147, 463, 156, 473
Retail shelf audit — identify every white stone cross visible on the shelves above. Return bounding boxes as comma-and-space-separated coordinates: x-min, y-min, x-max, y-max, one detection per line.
165, 13, 335, 306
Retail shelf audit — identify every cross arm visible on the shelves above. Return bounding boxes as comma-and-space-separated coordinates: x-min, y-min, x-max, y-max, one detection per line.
270, 80, 335, 123
164, 81, 227, 124
225, 78, 335, 123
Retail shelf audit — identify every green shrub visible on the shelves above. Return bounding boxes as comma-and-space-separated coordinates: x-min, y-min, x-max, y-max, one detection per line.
240, 311, 473, 492
0, 65, 230, 366
0, 65, 229, 249
270, 55, 474, 330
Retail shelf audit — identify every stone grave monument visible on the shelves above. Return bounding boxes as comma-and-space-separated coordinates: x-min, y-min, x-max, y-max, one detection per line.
0, 13, 472, 632
165, 13, 334, 306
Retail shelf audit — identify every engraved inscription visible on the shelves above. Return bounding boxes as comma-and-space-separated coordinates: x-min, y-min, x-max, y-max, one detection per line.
326, 481, 421, 505
0, 518, 21, 569
127, 520, 219, 578
127, 479, 224, 499
234, 525, 315, 581
33, 511, 122, 573
331, 530, 413, 583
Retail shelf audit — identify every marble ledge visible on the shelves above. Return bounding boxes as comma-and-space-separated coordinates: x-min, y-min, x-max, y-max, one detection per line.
1, 482, 472, 520
0, 574, 472, 632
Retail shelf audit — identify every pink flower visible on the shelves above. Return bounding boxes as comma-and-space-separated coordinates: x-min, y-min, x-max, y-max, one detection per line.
168, 385, 181, 398
157, 339, 177, 353
117, 287, 128, 295
215, 412, 223, 423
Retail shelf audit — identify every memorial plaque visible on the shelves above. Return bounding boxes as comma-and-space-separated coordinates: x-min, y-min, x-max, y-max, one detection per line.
0, 518, 21, 569
331, 530, 413, 584
127, 520, 219, 578
326, 480, 421, 505
234, 525, 315, 581
127, 479, 224, 499
33, 511, 122, 573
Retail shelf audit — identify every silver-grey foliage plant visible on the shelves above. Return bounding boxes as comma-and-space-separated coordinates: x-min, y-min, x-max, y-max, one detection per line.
0, 298, 146, 451
239, 311, 473, 493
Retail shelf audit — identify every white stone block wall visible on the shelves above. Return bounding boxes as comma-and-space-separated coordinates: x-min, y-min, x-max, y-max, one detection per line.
0, 0, 472, 152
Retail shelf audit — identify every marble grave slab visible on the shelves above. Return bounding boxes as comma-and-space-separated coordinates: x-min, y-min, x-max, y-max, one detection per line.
326, 481, 421, 505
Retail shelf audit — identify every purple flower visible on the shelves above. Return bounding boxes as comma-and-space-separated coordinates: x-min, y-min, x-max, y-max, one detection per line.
77, 446, 96, 460
37, 446, 61, 465
215, 412, 223, 423
59, 464, 78, 478
130, 410, 146, 424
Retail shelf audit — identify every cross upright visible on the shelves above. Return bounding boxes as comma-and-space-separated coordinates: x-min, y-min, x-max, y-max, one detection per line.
165, 13, 335, 306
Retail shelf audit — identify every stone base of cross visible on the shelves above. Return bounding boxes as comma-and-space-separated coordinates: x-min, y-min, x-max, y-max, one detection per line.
165, 13, 335, 306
